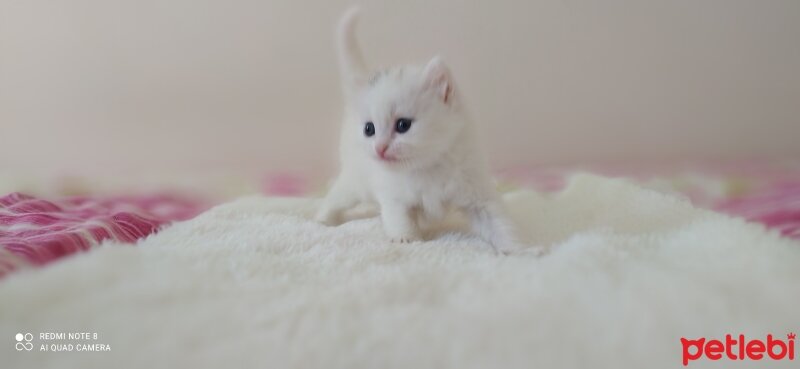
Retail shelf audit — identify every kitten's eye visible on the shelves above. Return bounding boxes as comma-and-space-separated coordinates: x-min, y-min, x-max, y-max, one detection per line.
364, 122, 375, 137
395, 118, 413, 134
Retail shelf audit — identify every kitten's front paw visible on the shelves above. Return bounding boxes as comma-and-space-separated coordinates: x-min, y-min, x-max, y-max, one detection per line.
492, 242, 524, 255
496, 244, 546, 256
386, 228, 422, 244
381, 204, 422, 244
314, 211, 341, 227
522, 246, 547, 256
390, 237, 420, 244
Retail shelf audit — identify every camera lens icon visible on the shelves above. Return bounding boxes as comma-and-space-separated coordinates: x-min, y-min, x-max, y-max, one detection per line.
15, 333, 33, 351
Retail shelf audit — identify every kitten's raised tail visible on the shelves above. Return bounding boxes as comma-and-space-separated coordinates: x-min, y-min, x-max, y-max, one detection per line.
337, 7, 369, 93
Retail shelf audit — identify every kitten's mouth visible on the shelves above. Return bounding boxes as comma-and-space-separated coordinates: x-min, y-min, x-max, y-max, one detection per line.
377, 155, 399, 163
376, 150, 399, 162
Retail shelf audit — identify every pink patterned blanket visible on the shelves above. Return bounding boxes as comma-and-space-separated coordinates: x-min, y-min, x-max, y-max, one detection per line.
715, 182, 800, 239
0, 192, 206, 278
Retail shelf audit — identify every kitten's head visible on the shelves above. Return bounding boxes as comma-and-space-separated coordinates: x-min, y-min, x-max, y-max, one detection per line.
349, 57, 463, 170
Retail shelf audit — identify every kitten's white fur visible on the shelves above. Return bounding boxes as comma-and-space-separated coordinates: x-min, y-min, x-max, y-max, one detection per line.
316, 8, 521, 253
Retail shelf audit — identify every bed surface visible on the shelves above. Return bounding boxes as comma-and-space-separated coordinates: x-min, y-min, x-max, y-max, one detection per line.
2, 174, 798, 369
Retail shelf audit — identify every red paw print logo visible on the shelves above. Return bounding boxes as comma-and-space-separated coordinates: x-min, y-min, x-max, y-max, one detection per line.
15, 333, 33, 351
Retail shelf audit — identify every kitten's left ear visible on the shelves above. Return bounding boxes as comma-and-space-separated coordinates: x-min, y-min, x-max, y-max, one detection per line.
423, 56, 454, 105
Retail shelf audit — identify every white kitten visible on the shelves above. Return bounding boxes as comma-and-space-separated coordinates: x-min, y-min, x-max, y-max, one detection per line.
315, 8, 521, 253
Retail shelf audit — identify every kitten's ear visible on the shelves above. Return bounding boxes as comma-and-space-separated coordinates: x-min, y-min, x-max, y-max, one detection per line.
423, 56, 454, 105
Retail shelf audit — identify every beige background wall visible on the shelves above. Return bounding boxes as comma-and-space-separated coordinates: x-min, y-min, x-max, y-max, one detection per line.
1, 0, 799, 181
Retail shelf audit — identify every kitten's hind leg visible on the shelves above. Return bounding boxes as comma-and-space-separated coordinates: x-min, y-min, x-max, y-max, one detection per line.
466, 200, 522, 254
315, 178, 359, 226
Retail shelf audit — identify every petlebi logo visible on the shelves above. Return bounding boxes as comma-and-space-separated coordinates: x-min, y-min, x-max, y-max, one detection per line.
681, 332, 796, 366
15, 333, 33, 351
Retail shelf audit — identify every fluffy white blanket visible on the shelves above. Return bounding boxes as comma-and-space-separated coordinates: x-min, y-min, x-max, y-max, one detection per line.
2, 175, 799, 369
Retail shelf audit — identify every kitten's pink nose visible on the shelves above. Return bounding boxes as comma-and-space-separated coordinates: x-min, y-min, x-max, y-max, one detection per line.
375, 143, 389, 159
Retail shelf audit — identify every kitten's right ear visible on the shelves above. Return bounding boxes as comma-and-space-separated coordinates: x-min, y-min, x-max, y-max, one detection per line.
337, 7, 369, 94
423, 56, 454, 105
